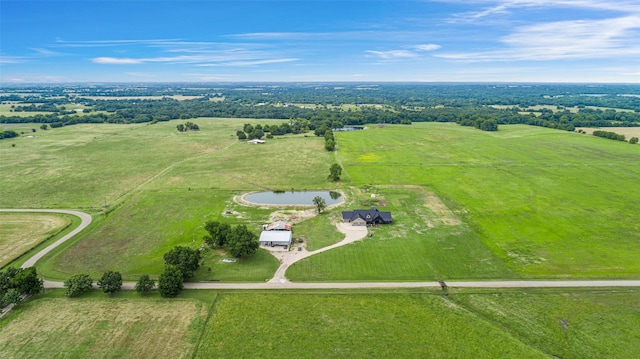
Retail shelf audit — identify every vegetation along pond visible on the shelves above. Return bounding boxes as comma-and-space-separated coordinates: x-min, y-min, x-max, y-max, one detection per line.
244, 191, 343, 205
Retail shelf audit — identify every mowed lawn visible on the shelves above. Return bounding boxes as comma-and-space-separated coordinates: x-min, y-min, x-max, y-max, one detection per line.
0, 296, 205, 359
332, 123, 640, 278
0, 213, 71, 268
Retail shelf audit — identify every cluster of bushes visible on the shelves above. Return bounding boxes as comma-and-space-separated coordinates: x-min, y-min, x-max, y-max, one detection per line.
324, 129, 335, 151
0, 267, 43, 307
593, 130, 626, 141
176, 121, 199, 132
0, 130, 19, 140
456, 117, 498, 131
202, 221, 259, 258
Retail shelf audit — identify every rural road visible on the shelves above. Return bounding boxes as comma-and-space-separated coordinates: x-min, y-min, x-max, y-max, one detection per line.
3, 209, 640, 290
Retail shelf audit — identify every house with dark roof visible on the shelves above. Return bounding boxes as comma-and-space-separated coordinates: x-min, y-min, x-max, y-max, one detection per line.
342, 207, 392, 226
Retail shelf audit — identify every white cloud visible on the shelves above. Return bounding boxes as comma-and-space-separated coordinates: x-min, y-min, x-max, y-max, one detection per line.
0, 56, 29, 64
413, 44, 441, 51
203, 58, 300, 67
365, 50, 419, 59
92, 57, 143, 64
437, 15, 640, 61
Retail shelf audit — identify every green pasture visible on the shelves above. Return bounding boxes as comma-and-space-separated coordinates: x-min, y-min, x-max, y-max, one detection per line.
0, 119, 246, 208
3, 288, 638, 358
38, 189, 277, 280
330, 123, 640, 278
288, 187, 513, 281
2, 120, 640, 281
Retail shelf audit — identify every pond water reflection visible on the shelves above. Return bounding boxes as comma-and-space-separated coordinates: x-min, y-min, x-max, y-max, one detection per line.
244, 191, 342, 205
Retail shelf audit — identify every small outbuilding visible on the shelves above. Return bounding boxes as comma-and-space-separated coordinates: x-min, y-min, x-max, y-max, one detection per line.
262, 221, 292, 231
247, 139, 266, 144
259, 230, 293, 249
342, 207, 393, 226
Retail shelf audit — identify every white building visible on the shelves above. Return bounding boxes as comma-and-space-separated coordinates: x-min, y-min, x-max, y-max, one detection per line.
259, 231, 293, 249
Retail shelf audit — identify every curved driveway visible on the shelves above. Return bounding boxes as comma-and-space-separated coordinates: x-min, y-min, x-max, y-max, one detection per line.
3, 209, 640, 290
0, 209, 92, 268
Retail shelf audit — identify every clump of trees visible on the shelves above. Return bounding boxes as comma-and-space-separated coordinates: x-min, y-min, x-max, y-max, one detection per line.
629, 136, 638, 144
203, 221, 259, 257
158, 246, 201, 297
176, 121, 199, 132
236, 119, 311, 140
324, 129, 335, 151
593, 130, 625, 141
163, 246, 201, 280
0, 130, 19, 140
158, 265, 184, 298
0, 267, 43, 306
456, 117, 498, 131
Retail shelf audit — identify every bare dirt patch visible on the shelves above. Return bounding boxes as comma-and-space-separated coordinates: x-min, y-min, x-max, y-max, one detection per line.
0, 298, 203, 358
0, 213, 70, 267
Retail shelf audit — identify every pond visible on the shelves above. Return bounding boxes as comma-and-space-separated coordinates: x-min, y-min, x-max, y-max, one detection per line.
244, 191, 343, 206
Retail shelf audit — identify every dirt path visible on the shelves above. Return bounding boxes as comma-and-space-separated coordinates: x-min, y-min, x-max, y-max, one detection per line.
267, 223, 368, 283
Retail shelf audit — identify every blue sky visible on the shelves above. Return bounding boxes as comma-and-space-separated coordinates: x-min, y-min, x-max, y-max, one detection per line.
1, 0, 640, 83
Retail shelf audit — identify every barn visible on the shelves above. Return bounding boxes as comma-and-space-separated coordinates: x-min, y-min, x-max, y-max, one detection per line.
259, 230, 293, 249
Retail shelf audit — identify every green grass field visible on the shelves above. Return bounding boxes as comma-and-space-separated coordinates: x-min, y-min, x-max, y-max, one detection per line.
2, 120, 640, 281
325, 123, 640, 278
2, 289, 638, 358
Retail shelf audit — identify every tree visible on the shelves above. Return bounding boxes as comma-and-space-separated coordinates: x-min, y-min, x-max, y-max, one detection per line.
177, 124, 185, 132
325, 138, 335, 151
236, 130, 247, 140
630, 137, 639, 144
40, 124, 48, 130
2, 289, 22, 306
11, 267, 43, 295
135, 274, 155, 294
163, 246, 201, 280
313, 196, 326, 213
203, 221, 232, 248
328, 163, 342, 181
64, 274, 93, 297
158, 265, 183, 297
226, 225, 259, 257
97, 270, 122, 295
